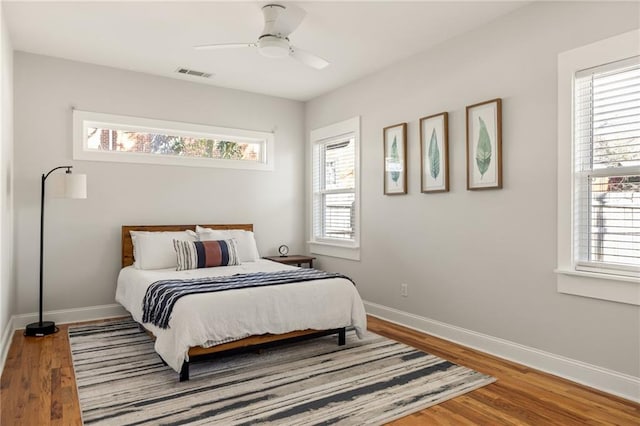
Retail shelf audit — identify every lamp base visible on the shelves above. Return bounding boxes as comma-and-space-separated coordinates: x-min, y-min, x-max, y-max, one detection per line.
24, 321, 57, 337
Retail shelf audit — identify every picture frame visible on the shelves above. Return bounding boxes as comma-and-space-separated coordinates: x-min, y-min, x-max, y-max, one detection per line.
466, 98, 502, 190
420, 112, 449, 193
383, 123, 407, 195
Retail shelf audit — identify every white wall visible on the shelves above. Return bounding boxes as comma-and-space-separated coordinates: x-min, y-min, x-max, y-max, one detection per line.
0, 6, 15, 360
13, 53, 305, 316
306, 1, 640, 377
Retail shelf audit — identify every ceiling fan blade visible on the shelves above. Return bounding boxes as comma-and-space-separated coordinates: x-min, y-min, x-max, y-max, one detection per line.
194, 42, 257, 50
290, 46, 329, 70
263, 3, 306, 37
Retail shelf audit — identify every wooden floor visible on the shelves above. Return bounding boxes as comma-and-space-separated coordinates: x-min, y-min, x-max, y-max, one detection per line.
1, 316, 638, 425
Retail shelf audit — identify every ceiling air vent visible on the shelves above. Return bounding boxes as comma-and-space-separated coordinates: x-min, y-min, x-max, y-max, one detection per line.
175, 67, 213, 79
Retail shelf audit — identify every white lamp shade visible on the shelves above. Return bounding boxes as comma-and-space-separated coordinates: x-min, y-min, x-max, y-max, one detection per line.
51, 173, 87, 199
65, 173, 87, 199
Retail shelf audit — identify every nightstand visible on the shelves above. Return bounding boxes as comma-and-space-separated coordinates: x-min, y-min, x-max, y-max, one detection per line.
264, 255, 316, 268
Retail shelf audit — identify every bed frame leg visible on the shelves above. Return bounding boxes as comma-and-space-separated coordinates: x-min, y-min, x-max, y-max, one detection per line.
179, 361, 190, 382
338, 328, 346, 346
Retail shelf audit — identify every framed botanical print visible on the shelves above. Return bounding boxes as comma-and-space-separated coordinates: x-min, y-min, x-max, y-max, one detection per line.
466, 98, 502, 190
420, 112, 449, 193
383, 123, 407, 195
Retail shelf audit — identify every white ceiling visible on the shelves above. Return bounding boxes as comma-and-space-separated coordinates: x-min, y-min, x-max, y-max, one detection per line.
3, 1, 528, 101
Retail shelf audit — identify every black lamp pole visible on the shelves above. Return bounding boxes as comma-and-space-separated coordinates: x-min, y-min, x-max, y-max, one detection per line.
25, 166, 73, 337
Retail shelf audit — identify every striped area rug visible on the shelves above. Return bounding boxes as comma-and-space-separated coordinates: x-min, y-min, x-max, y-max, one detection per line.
69, 318, 495, 425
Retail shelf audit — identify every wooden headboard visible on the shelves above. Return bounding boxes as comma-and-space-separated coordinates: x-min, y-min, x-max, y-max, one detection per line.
121, 224, 254, 268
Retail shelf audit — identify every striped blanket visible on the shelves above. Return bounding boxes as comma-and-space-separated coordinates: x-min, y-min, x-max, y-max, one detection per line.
142, 269, 353, 329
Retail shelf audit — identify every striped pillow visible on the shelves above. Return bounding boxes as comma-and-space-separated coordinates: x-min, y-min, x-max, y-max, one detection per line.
173, 239, 240, 271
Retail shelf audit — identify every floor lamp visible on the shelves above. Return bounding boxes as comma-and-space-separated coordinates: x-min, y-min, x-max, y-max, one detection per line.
25, 166, 87, 337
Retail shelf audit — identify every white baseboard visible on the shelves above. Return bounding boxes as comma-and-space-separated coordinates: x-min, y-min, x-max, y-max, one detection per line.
364, 301, 640, 403
11, 303, 129, 330
0, 316, 15, 374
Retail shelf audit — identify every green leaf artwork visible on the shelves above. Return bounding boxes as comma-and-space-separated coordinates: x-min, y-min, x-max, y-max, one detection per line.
390, 136, 400, 183
475, 117, 492, 179
428, 128, 440, 179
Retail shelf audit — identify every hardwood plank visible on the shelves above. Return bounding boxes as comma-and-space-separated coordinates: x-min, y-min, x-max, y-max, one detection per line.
466, 386, 579, 425
59, 366, 81, 426
50, 367, 62, 421
440, 396, 525, 425
389, 403, 482, 425
32, 335, 53, 425
1, 316, 638, 425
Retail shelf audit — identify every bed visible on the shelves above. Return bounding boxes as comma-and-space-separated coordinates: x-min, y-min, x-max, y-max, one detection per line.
115, 224, 367, 381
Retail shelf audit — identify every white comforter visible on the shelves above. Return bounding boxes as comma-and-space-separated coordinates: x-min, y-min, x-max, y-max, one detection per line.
115, 260, 367, 372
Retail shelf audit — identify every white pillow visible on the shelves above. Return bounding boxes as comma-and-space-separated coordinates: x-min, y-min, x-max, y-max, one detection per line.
195, 226, 260, 262
130, 230, 197, 270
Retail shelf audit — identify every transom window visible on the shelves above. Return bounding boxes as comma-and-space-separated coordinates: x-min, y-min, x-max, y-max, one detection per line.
73, 110, 274, 170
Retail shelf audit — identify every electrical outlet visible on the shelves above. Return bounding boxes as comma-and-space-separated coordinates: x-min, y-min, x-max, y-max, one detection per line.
401, 283, 408, 297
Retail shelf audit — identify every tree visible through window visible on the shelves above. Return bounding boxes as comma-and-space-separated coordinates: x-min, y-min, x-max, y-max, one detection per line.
87, 128, 259, 161
73, 110, 274, 171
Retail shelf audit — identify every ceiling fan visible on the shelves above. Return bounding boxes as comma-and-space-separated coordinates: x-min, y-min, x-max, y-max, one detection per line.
194, 3, 329, 70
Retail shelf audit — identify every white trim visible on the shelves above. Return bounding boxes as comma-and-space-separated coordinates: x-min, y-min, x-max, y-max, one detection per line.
364, 301, 640, 403
307, 239, 359, 249
557, 29, 640, 305
309, 242, 360, 261
73, 110, 275, 171
575, 262, 640, 279
0, 316, 14, 374
308, 116, 361, 261
556, 268, 640, 285
11, 303, 128, 330
556, 270, 640, 306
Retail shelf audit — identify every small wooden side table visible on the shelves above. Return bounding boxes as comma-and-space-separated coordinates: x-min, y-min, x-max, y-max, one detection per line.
263, 255, 316, 268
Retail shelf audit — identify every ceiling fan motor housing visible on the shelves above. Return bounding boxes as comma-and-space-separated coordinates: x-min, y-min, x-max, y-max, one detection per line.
258, 35, 290, 58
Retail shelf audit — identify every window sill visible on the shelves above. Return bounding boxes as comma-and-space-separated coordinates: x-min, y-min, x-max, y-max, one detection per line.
555, 269, 640, 306
308, 241, 360, 261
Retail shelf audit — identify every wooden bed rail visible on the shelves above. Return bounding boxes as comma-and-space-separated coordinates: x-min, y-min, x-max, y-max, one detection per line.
180, 328, 347, 381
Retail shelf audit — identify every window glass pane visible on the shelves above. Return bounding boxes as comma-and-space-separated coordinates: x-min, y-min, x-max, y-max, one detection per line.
323, 192, 355, 240
588, 175, 640, 266
324, 138, 355, 190
590, 61, 640, 170
313, 138, 356, 241
86, 127, 261, 162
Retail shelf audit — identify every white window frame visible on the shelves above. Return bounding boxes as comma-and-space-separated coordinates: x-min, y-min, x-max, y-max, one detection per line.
308, 116, 360, 261
557, 29, 640, 306
72, 110, 274, 171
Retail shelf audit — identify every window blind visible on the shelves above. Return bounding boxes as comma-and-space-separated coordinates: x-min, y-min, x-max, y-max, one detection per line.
312, 137, 356, 242
574, 56, 640, 273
